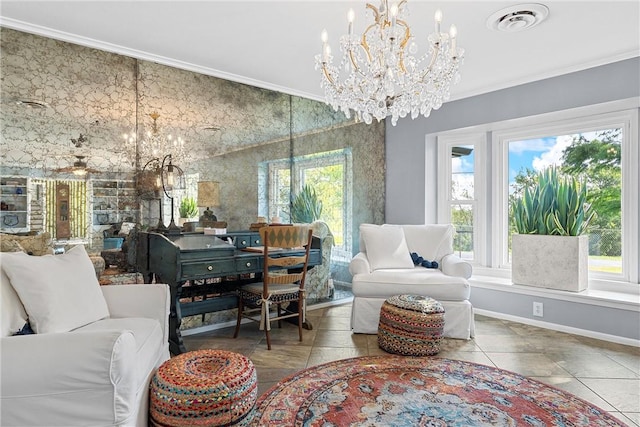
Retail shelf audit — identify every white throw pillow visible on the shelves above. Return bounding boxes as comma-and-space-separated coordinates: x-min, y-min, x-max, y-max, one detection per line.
360, 224, 413, 271
401, 224, 454, 262
2, 245, 110, 334
0, 252, 29, 337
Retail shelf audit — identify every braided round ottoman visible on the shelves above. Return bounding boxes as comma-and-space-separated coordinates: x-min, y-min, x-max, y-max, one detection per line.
149, 349, 257, 427
378, 294, 445, 356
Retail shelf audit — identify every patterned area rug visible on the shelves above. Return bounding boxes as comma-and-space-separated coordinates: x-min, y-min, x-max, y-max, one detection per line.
247, 356, 624, 426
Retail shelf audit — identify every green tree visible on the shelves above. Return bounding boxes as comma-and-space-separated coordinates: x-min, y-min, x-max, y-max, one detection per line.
560, 130, 621, 229
560, 129, 621, 256
451, 205, 473, 253
301, 164, 344, 245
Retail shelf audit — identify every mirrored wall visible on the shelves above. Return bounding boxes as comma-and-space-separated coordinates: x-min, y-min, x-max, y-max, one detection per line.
0, 28, 386, 279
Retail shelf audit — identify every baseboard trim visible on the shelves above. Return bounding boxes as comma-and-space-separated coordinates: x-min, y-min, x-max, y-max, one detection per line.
474, 308, 640, 348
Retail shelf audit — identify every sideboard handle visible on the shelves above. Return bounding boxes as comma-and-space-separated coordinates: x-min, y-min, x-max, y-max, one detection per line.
245, 262, 251, 267
207, 265, 213, 271
241, 240, 247, 245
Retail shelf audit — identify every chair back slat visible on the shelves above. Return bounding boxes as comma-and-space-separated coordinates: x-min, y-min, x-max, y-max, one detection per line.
260, 225, 312, 295
268, 255, 307, 268
266, 272, 304, 285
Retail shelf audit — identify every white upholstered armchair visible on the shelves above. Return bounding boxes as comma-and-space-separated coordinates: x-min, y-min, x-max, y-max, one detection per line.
349, 224, 474, 339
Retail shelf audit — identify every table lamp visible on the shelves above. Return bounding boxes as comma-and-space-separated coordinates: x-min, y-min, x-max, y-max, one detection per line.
197, 181, 220, 222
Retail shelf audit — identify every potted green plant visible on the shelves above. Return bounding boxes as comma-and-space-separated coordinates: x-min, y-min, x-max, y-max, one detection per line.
290, 185, 323, 223
179, 197, 199, 225
511, 166, 595, 291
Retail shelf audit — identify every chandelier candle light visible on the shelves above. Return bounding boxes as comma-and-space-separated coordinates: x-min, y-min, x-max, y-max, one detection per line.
123, 112, 186, 164
316, 0, 464, 125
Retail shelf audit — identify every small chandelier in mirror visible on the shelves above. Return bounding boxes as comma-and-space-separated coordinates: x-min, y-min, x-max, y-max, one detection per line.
123, 111, 187, 165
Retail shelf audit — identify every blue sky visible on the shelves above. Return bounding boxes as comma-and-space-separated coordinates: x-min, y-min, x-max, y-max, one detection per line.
508, 136, 562, 184
451, 130, 602, 198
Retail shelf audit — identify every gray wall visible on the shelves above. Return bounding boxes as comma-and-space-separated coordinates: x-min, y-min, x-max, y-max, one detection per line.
386, 58, 640, 224
384, 57, 640, 342
472, 289, 640, 341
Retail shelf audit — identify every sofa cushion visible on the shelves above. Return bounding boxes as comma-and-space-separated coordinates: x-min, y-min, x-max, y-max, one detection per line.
2, 245, 110, 334
0, 329, 138, 426
359, 224, 413, 271
77, 317, 164, 394
0, 238, 25, 253
399, 224, 454, 263
0, 232, 53, 256
0, 253, 29, 337
351, 268, 470, 301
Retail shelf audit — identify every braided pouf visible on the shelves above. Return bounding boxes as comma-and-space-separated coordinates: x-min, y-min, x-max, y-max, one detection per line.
149, 349, 257, 427
378, 294, 445, 356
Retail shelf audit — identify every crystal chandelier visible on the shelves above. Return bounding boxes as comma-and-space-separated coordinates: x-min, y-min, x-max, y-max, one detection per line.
315, 0, 464, 126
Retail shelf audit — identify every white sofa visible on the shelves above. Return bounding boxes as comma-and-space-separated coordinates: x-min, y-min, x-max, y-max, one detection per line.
1, 246, 170, 427
349, 223, 475, 339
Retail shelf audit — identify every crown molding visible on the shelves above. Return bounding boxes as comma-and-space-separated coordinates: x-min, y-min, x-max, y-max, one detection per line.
0, 17, 325, 102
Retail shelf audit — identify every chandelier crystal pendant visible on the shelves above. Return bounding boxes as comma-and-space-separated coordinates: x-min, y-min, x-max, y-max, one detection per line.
315, 0, 464, 126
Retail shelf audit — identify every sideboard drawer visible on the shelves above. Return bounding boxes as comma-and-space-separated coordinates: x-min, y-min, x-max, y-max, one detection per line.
234, 234, 252, 249
235, 257, 261, 273
181, 259, 235, 279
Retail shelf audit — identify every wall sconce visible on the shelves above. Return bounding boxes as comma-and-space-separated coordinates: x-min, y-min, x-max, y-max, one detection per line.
197, 181, 220, 222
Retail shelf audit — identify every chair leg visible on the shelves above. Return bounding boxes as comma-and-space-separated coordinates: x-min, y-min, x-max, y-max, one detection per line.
233, 296, 243, 339
298, 301, 303, 342
265, 318, 272, 350
277, 304, 282, 328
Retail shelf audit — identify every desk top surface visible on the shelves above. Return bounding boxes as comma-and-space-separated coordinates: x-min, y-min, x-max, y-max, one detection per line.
166, 234, 235, 252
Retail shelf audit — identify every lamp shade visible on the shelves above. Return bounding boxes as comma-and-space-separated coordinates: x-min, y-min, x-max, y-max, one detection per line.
197, 181, 220, 207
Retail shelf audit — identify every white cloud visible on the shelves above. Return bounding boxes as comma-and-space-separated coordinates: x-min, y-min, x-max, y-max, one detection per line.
452, 173, 474, 200
509, 138, 555, 154
451, 156, 473, 173
532, 135, 573, 170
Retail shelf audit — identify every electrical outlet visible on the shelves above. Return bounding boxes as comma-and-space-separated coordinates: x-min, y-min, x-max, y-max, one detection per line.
533, 302, 544, 317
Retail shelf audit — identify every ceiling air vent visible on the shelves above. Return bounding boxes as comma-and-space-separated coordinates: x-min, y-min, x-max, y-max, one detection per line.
487, 4, 549, 32
16, 99, 49, 109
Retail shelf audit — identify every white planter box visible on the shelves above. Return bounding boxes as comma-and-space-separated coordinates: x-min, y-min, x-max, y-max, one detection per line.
512, 234, 588, 292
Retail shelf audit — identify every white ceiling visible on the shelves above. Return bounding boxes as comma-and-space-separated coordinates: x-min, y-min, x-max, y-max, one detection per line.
1, 1, 639, 104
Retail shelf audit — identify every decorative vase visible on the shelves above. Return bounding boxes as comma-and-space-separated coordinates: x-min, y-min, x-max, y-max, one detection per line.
512, 234, 589, 292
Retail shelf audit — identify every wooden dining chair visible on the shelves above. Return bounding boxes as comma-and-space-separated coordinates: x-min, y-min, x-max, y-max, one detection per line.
233, 225, 313, 350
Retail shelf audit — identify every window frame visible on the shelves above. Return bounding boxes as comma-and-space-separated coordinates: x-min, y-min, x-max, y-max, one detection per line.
435, 101, 639, 287
263, 148, 353, 262
492, 109, 638, 283
437, 133, 486, 265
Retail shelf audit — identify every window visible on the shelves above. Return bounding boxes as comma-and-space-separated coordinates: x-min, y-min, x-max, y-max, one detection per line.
266, 159, 292, 222
437, 105, 638, 285
437, 134, 485, 264
506, 128, 622, 275
262, 149, 352, 260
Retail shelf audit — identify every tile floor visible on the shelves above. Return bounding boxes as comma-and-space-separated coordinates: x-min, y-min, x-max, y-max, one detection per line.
183, 301, 640, 426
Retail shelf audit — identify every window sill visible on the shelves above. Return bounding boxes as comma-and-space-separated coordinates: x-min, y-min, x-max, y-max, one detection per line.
470, 267, 639, 311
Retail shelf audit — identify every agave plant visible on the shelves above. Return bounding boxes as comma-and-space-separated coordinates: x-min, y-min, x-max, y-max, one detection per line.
512, 167, 595, 236
179, 197, 198, 218
290, 185, 323, 223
